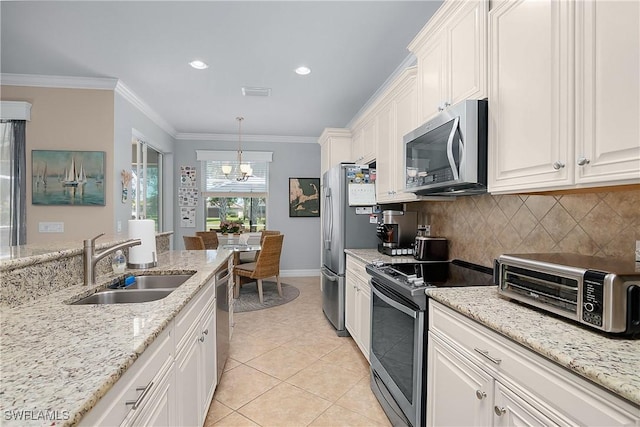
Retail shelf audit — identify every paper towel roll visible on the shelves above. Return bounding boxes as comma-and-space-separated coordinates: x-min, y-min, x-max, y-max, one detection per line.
128, 219, 157, 268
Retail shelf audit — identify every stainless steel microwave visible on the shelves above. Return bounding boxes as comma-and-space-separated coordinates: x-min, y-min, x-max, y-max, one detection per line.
404, 99, 488, 196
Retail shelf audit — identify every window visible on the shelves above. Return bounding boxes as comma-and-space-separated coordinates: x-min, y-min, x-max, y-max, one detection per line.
198, 150, 272, 232
132, 138, 163, 231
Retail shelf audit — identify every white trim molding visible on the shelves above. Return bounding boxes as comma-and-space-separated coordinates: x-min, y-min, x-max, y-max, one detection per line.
0, 101, 32, 121
196, 150, 273, 162
114, 81, 176, 137
280, 269, 320, 277
177, 132, 317, 144
1, 73, 117, 90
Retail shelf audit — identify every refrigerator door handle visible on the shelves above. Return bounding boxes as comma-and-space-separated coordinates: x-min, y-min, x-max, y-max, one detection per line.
321, 267, 338, 282
324, 189, 332, 251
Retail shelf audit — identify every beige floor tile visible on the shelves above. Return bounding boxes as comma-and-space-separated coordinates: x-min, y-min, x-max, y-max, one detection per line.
246, 345, 319, 380
286, 334, 345, 358
335, 376, 391, 426
286, 359, 366, 402
204, 399, 234, 426
321, 342, 370, 376
229, 333, 282, 363
224, 357, 242, 372
309, 404, 388, 426
213, 364, 280, 410
212, 411, 260, 427
238, 382, 332, 427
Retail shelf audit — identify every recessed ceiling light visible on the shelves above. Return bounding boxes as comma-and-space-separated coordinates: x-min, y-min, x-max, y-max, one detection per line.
295, 66, 311, 76
189, 60, 209, 70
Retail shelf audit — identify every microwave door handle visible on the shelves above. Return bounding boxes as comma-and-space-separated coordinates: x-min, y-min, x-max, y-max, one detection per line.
446, 116, 460, 181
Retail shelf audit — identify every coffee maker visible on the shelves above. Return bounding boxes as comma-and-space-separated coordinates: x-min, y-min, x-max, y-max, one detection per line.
376, 210, 418, 256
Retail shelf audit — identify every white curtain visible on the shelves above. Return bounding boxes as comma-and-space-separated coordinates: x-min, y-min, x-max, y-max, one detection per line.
0, 120, 27, 245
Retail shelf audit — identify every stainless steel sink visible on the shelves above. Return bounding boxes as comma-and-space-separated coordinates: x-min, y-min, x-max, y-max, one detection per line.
125, 274, 193, 290
71, 289, 174, 305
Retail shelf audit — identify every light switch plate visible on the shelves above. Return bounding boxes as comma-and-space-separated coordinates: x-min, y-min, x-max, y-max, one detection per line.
39, 222, 64, 233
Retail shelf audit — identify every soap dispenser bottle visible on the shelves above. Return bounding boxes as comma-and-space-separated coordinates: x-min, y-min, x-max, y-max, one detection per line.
112, 250, 126, 274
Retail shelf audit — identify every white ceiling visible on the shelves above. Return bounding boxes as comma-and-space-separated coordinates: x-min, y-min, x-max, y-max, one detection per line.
1, 1, 443, 139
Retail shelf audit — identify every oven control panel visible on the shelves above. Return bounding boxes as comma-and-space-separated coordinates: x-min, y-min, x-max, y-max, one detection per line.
582, 270, 605, 327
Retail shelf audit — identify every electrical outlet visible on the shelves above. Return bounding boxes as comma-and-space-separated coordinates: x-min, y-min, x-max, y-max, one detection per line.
38, 222, 64, 233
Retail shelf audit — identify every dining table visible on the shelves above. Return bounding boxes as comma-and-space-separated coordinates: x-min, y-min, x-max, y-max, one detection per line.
221, 243, 261, 266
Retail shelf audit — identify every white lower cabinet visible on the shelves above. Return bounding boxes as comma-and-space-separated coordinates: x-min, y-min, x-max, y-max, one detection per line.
427, 300, 640, 427
345, 256, 371, 361
80, 272, 221, 427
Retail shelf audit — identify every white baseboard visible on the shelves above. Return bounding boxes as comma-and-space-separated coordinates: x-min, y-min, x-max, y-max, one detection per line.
280, 269, 320, 277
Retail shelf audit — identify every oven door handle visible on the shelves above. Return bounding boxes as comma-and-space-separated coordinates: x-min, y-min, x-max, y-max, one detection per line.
371, 280, 418, 318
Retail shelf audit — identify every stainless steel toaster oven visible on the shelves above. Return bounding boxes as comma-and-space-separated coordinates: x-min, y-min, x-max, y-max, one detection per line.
495, 253, 640, 335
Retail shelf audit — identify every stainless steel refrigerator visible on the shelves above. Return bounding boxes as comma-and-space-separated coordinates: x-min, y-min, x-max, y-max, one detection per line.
321, 163, 378, 336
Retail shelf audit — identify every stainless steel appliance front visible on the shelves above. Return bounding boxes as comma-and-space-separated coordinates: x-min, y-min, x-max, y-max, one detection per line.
496, 253, 640, 335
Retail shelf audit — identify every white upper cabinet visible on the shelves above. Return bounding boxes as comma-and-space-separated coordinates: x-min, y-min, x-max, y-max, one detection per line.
351, 117, 377, 165
318, 128, 352, 176
575, 0, 640, 185
409, 0, 488, 124
489, 0, 640, 193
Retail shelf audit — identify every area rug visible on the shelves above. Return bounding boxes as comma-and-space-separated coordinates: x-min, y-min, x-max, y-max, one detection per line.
234, 281, 300, 313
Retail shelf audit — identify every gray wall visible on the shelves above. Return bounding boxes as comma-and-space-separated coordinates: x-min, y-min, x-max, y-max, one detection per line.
114, 93, 175, 238
173, 138, 321, 274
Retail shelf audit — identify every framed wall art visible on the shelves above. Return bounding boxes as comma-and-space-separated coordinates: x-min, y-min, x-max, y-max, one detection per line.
31, 150, 106, 206
289, 177, 320, 217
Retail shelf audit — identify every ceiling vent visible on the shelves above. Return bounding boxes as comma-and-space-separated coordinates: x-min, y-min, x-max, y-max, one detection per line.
242, 87, 272, 97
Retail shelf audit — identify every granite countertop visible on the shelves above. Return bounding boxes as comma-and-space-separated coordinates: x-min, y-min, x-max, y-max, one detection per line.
345, 248, 417, 265
426, 286, 640, 407
0, 232, 174, 271
0, 248, 231, 426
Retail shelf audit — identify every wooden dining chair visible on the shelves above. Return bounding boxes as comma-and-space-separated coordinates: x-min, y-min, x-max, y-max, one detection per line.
183, 235, 206, 250
195, 231, 219, 249
234, 234, 284, 303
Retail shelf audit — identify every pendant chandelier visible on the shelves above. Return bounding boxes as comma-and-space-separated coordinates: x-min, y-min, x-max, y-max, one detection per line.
222, 116, 252, 181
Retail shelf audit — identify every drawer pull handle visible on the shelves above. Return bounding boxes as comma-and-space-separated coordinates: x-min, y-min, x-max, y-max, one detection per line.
494, 406, 506, 416
474, 348, 502, 365
125, 380, 154, 410
199, 335, 205, 342
475, 390, 486, 400
203, 328, 209, 335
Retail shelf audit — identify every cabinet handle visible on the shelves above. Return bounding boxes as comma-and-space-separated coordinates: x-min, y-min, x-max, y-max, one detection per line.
444, 101, 451, 108
125, 380, 154, 410
199, 335, 205, 342
577, 157, 590, 166
438, 106, 445, 112
475, 390, 486, 400
494, 406, 506, 416
474, 348, 502, 365
552, 161, 565, 170
203, 328, 209, 335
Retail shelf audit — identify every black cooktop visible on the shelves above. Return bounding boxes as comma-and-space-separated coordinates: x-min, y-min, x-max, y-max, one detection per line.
366, 259, 495, 309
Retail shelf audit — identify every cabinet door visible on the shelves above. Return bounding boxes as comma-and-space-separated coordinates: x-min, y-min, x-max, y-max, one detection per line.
575, 0, 640, 185
493, 382, 560, 427
447, 0, 487, 106
130, 368, 175, 427
175, 332, 202, 427
393, 76, 418, 198
201, 306, 217, 414
417, 36, 445, 123
488, 0, 573, 192
427, 333, 493, 427
375, 101, 395, 202
345, 271, 358, 337
357, 282, 371, 362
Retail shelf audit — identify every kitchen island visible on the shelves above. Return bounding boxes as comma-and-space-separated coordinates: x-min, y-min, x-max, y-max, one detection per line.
0, 248, 231, 426
426, 286, 640, 420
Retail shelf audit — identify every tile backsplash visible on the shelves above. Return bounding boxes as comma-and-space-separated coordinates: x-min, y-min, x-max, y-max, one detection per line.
413, 188, 640, 268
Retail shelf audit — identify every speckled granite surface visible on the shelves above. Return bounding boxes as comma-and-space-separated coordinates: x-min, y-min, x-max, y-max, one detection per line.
426, 286, 640, 407
0, 248, 231, 426
344, 248, 418, 265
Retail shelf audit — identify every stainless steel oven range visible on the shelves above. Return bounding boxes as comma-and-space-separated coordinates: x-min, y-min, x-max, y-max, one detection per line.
366, 259, 494, 427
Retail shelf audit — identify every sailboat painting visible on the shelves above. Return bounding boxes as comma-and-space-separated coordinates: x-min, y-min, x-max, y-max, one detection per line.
32, 150, 105, 206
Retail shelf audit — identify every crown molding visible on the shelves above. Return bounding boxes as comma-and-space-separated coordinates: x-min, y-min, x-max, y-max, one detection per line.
0, 73, 118, 90
114, 81, 176, 137
175, 132, 317, 144
346, 53, 417, 129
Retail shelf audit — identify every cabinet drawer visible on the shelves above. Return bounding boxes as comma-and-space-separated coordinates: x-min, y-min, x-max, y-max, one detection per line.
346, 257, 370, 283
175, 279, 215, 349
429, 300, 640, 426
79, 327, 174, 426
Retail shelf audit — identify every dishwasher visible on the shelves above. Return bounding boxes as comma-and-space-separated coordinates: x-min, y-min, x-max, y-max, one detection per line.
215, 262, 231, 382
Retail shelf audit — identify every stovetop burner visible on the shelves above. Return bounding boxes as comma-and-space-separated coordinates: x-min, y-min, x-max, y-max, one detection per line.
366, 259, 495, 309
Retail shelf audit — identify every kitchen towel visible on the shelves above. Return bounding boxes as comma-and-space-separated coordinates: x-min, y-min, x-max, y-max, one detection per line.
128, 219, 157, 267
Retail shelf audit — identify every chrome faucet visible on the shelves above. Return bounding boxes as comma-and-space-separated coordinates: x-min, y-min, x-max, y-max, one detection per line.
83, 233, 142, 286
